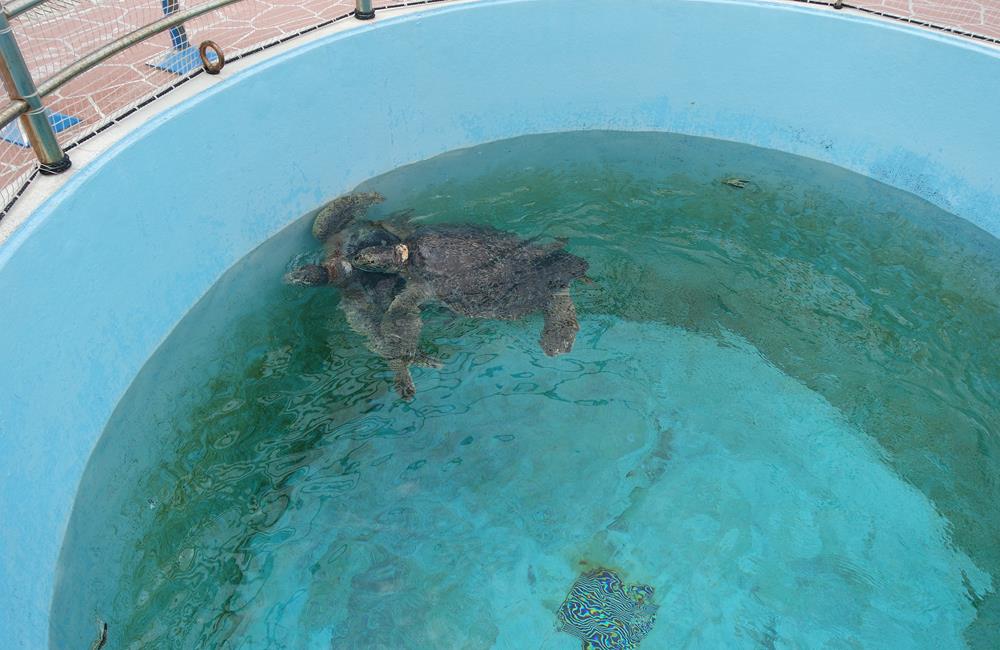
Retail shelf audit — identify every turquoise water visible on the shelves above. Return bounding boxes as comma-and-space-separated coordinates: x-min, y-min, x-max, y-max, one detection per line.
52, 132, 1000, 649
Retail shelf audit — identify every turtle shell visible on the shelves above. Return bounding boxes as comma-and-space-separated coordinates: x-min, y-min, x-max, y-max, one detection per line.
407, 225, 588, 319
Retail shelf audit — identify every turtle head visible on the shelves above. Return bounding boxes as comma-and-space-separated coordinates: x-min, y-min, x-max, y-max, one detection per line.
351, 243, 409, 273
284, 258, 355, 287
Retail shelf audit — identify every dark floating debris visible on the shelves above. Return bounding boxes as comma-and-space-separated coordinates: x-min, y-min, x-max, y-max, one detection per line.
557, 568, 658, 650
89, 618, 108, 650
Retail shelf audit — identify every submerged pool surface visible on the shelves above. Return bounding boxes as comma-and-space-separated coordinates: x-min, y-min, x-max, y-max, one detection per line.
53, 132, 1000, 648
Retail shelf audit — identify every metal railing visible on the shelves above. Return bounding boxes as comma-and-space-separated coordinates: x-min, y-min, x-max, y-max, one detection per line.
0, 7, 68, 172
0, 0, 996, 218
0, 0, 379, 178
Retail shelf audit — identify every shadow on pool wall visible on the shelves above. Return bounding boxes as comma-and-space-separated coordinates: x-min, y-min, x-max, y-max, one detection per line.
0, 0, 998, 647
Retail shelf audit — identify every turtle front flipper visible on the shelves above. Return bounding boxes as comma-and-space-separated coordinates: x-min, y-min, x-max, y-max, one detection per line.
540, 289, 580, 356
339, 287, 386, 356
284, 264, 330, 286
312, 191, 386, 242
381, 282, 431, 399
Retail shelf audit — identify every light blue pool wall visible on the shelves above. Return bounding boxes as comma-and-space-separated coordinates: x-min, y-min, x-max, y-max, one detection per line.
1, 0, 998, 646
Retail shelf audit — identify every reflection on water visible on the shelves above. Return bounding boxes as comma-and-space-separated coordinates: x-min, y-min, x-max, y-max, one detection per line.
52, 132, 1000, 649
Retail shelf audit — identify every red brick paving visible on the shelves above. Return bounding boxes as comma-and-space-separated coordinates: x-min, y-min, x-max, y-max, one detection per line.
1, 0, 998, 209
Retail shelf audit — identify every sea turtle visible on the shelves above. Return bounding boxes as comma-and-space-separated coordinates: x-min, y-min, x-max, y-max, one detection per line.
351, 223, 589, 399
557, 568, 658, 650
285, 193, 439, 393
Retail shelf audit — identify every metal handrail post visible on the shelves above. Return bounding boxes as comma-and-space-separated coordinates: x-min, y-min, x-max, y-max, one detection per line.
0, 8, 70, 173
355, 0, 375, 21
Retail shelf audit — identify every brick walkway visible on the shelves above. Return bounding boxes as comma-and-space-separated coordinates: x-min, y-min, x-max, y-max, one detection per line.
1, 0, 998, 209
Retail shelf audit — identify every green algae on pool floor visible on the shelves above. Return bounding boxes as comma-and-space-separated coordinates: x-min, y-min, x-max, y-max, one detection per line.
52, 131, 1000, 649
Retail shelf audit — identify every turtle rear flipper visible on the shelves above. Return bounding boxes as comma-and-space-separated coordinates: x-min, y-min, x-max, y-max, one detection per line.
413, 351, 443, 369
389, 360, 417, 401
540, 290, 579, 356
526, 235, 570, 254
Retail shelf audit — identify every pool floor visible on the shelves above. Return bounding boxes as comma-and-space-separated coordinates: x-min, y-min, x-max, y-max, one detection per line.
50, 131, 1000, 649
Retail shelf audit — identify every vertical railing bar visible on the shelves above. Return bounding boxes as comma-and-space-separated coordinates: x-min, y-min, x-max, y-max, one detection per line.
356, 0, 375, 20
0, 3, 70, 174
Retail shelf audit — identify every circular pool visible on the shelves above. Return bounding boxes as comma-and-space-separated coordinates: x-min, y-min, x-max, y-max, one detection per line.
1, 0, 998, 647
